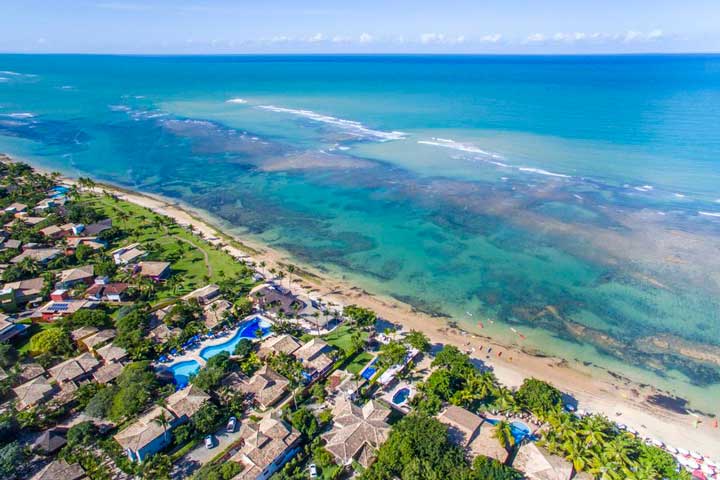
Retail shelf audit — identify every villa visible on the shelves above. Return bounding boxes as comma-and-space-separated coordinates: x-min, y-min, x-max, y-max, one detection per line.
183, 284, 221, 305
70, 326, 98, 343
33, 427, 68, 454
229, 414, 302, 480
258, 334, 301, 358
80, 329, 116, 351
293, 338, 334, 379
202, 298, 232, 329
165, 385, 210, 422
250, 284, 305, 317
47, 353, 99, 384
38, 299, 89, 321
30, 459, 86, 480
135, 261, 171, 281
13, 376, 56, 410
113, 406, 175, 463
111, 243, 146, 265
56, 265, 94, 288
39, 225, 64, 239
223, 365, 289, 410
4, 202, 27, 214
512, 442, 585, 480
11, 247, 61, 264
321, 396, 391, 468
95, 343, 128, 363
438, 406, 510, 462
92, 362, 125, 384
1, 276, 44, 310
84, 282, 129, 302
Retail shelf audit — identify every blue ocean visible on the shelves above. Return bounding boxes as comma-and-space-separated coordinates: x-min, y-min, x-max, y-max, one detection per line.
1, 54, 719, 409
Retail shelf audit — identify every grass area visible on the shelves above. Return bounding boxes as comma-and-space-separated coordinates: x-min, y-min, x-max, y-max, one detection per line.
322, 325, 368, 355
16, 322, 55, 355
84, 194, 255, 299
345, 351, 374, 375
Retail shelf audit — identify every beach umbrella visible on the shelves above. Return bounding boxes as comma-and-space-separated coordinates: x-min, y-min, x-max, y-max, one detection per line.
687, 460, 701, 470
679, 448, 691, 456
691, 451, 704, 460
702, 465, 714, 475
667, 446, 679, 454
692, 469, 707, 480
651, 438, 664, 447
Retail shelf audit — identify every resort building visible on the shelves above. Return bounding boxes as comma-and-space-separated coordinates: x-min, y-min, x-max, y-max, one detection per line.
80, 329, 116, 351
223, 366, 290, 410
33, 427, 68, 454
437, 406, 509, 462
95, 343, 128, 363
183, 284, 221, 305
165, 385, 210, 423
202, 299, 232, 329
113, 406, 175, 463
30, 459, 86, 480
229, 414, 302, 480
70, 325, 99, 343
47, 353, 100, 385
83, 218, 113, 236
258, 334, 302, 358
249, 284, 305, 318
92, 362, 125, 384
111, 243, 146, 265
512, 442, 578, 480
321, 396, 391, 468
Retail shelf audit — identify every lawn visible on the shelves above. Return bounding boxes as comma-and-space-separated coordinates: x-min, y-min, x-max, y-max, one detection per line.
322, 325, 368, 355
84, 195, 256, 299
345, 351, 374, 375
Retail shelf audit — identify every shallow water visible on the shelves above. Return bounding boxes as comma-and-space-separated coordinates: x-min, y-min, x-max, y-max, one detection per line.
1, 54, 720, 410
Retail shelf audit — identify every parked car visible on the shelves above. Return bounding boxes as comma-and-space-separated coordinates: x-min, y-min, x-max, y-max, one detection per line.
226, 416, 237, 433
204, 435, 214, 449
308, 463, 318, 478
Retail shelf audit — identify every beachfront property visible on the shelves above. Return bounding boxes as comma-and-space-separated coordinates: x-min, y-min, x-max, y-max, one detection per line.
229, 414, 302, 480
257, 333, 302, 358
111, 242, 146, 265
438, 405, 510, 463
292, 337, 334, 379
134, 260, 171, 281
321, 396, 391, 468
249, 283, 305, 317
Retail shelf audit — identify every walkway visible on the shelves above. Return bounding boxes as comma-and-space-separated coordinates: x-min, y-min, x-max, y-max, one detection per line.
174, 235, 212, 278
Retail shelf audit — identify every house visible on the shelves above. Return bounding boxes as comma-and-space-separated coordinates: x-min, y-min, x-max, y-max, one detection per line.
48, 353, 99, 384
81, 329, 116, 351
96, 343, 128, 363
111, 243, 146, 265
39, 225, 64, 239
202, 299, 232, 329
33, 427, 68, 454
59, 223, 84, 236
0, 313, 29, 341
326, 369, 364, 401
38, 299, 89, 321
4, 202, 27, 214
148, 323, 180, 344
64, 236, 106, 255
70, 325, 99, 343
135, 261, 171, 281
114, 406, 175, 463
438, 406, 509, 463
33, 198, 57, 212
83, 218, 112, 236
50, 289, 70, 302
258, 334, 301, 358
229, 414, 302, 480
249, 284, 305, 317
321, 396, 391, 468
10, 247, 61, 264
30, 459, 86, 480
183, 284, 221, 305
84, 282, 129, 302
13, 376, 56, 410
512, 442, 575, 480
57, 265, 94, 288
165, 384, 210, 422
0, 238, 21, 250
92, 362, 125, 384
224, 366, 289, 410
293, 338, 334, 379
1, 276, 44, 310
17, 362, 46, 383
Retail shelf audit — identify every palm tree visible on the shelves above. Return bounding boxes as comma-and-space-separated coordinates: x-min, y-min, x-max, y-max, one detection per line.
153, 409, 172, 444
494, 387, 516, 413
287, 264, 296, 288
493, 420, 515, 451
563, 436, 591, 478
259, 261, 267, 276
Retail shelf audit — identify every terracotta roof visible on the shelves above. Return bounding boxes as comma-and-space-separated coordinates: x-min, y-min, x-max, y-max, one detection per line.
17, 362, 46, 383
39, 225, 63, 237
148, 324, 180, 344
71, 326, 99, 341
512, 443, 574, 480
259, 334, 301, 358
3, 276, 44, 297
437, 405, 483, 448
228, 366, 289, 409
31, 459, 85, 480
96, 343, 128, 363
137, 261, 170, 277
13, 376, 55, 409
48, 353, 99, 383
113, 406, 174, 452
321, 397, 390, 468
33, 427, 68, 453
58, 265, 94, 284
11, 248, 61, 264
166, 385, 210, 419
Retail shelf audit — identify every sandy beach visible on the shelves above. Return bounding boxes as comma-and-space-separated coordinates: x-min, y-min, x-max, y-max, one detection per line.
52, 176, 718, 459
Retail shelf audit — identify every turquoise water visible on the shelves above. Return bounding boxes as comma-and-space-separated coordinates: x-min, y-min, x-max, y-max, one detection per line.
392, 388, 411, 405
486, 419, 534, 444
198, 317, 271, 360
1, 55, 720, 410
168, 359, 201, 388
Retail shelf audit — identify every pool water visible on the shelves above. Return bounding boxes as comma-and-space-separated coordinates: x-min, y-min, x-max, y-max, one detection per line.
360, 359, 378, 380
486, 419, 534, 444
168, 360, 200, 388
199, 317, 272, 360
391, 387, 410, 404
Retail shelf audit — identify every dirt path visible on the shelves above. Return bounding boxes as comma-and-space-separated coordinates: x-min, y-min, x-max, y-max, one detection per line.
174, 235, 212, 278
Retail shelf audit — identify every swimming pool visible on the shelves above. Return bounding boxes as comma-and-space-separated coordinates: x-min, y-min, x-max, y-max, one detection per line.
391, 387, 411, 404
199, 317, 272, 360
168, 360, 200, 388
360, 359, 378, 380
486, 419, 534, 444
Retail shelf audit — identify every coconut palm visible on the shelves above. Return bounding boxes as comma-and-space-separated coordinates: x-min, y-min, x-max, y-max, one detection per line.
493, 420, 515, 451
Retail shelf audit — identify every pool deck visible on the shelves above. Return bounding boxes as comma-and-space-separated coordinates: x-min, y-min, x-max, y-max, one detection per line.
158, 314, 274, 371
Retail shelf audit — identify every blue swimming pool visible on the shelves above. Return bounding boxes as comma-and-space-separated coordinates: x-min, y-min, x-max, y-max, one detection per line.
199, 317, 272, 360
486, 419, 534, 444
360, 359, 378, 380
391, 387, 411, 404
168, 360, 200, 388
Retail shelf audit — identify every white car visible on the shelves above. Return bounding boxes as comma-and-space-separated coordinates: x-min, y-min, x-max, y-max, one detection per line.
226, 416, 237, 433
204, 435, 214, 449
308, 463, 318, 478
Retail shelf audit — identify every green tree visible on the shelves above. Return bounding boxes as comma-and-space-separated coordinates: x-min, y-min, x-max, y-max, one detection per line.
289, 407, 319, 438
404, 330, 431, 353
233, 338, 254, 357
515, 378, 562, 417
343, 305, 377, 328
28, 327, 73, 357
493, 420, 515, 451
191, 403, 222, 435
141, 453, 172, 480
377, 340, 408, 368
0, 441, 24, 479
468, 456, 522, 480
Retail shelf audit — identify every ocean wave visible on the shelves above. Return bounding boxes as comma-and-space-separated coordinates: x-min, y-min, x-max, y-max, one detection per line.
6, 112, 35, 119
417, 137, 504, 159
633, 185, 654, 192
518, 167, 571, 178
257, 105, 406, 141
698, 211, 720, 218
226, 98, 248, 104
109, 104, 131, 112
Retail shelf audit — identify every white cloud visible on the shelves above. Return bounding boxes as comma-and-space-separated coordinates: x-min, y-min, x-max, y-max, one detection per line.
359, 33, 374, 44
647, 29, 664, 40
308, 33, 326, 43
526, 30, 665, 45
269, 36, 292, 44
480, 34, 503, 43
526, 33, 546, 43
420, 33, 465, 45
332, 35, 352, 44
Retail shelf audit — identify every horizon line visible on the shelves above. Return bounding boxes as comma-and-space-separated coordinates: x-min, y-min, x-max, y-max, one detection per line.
1, 51, 719, 57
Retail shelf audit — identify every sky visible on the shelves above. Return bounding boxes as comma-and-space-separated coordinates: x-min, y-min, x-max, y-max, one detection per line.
1, 0, 719, 54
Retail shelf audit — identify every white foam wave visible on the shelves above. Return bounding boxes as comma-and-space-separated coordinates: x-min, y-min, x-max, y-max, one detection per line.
673, 193, 686, 198
518, 167, 571, 178
417, 138, 504, 159
109, 104, 131, 112
699, 211, 720, 218
6, 112, 35, 118
258, 105, 405, 141
226, 98, 248, 104
633, 185, 654, 192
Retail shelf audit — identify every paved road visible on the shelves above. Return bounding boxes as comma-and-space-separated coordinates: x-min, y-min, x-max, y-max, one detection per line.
172, 420, 245, 479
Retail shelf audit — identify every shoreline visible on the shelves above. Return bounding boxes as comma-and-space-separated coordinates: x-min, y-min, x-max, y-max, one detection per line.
13, 156, 720, 457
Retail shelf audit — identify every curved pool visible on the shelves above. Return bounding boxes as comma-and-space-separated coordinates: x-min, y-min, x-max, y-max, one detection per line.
168, 360, 200, 387
486, 419, 534, 443
199, 317, 272, 360
391, 387, 411, 405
